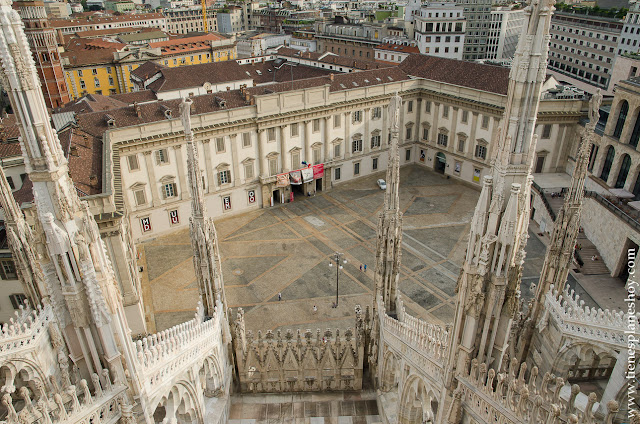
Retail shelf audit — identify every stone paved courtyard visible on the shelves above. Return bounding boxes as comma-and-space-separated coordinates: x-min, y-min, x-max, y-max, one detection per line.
137, 165, 549, 333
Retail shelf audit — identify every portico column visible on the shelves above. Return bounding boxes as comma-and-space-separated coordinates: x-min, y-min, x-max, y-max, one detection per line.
304, 120, 312, 163
173, 144, 189, 200
469, 112, 479, 156
258, 129, 267, 178
344, 112, 351, 159
202, 139, 215, 193
433, 102, 440, 140
382, 105, 389, 147
280, 125, 289, 172
415, 99, 422, 143
364, 107, 371, 155
450, 107, 459, 153
323, 116, 331, 162
229, 134, 239, 186
142, 151, 160, 207
606, 153, 624, 187
596, 350, 627, 416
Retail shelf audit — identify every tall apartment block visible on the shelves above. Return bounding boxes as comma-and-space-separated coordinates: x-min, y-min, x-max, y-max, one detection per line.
486, 6, 524, 60
618, 1, 640, 55
414, 1, 466, 60
548, 11, 623, 90
15, 0, 70, 108
456, 0, 492, 60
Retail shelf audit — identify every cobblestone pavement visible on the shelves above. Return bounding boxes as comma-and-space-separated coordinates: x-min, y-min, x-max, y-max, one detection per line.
138, 165, 548, 333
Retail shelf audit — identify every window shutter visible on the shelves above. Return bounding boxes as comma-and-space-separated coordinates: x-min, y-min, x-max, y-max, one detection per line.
172, 183, 178, 197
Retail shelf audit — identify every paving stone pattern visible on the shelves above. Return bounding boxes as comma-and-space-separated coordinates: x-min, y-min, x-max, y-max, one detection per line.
138, 165, 548, 333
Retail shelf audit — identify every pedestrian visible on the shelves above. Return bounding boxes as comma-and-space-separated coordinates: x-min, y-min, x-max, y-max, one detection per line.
360, 264, 363, 271
364, 264, 367, 271
278, 292, 282, 301
313, 305, 318, 314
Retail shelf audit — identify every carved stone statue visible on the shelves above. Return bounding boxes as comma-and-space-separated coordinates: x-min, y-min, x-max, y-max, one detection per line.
389, 92, 401, 132
180, 97, 193, 135
589, 89, 603, 124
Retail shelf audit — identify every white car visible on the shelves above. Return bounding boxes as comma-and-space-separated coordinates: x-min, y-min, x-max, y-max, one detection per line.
377, 179, 387, 190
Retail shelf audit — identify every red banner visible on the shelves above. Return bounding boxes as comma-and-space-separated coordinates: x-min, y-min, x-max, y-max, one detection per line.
313, 164, 324, 179
276, 173, 290, 187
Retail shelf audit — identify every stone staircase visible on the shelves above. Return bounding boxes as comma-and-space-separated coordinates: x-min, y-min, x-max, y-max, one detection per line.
575, 233, 610, 275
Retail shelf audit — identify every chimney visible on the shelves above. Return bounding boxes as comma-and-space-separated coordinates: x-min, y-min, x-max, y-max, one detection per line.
333, 57, 337, 64
90, 175, 98, 186
70, 145, 78, 156
134, 101, 141, 118
245, 92, 250, 102
329, 73, 334, 81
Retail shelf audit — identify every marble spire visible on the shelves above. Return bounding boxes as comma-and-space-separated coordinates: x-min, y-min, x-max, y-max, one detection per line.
0, 166, 45, 306
0, 0, 137, 388
447, 0, 556, 381
180, 98, 226, 317
516, 89, 603, 362
373, 92, 403, 315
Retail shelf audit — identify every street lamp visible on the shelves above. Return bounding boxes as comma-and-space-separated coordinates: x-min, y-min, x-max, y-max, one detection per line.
328, 252, 347, 306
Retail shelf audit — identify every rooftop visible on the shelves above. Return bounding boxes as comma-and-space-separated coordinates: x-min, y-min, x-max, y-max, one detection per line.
375, 43, 420, 54
51, 12, 164, 28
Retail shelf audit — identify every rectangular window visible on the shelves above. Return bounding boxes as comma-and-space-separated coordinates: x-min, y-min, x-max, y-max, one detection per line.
372, 157, 378, 170
267, 128, 276, 141
155, 149, 169, 165
108, 76, 114, 85
134, 188, 146, 206
406, 127, 412, 140
405, 149, 411, 161
6, 176, 14, 190
2, 261, 16, 280
9, 293, 26, 309
542, 124, 552, 139
313, 119, 320, 132
92, 68, 98, 75
242, 132, 251, 147
442, 106, 449, 118
291, 151, 300, 168
475, 144, 487, 159
371, 135, 381, 148
335, 167, 341, 180
94, 77, 100, 88
218, 169, 231, 184
78, 69, 84, 77
353, 111, 362, 123
334, 144, 341, 158
461, 110, 469, 123
163, 182, 177, 199
334, 114, 341, 128
437, 133, 448, 147
407, 101, 413, 112
127, 155, 139, 171
244, 163, 254, 179
481, 115, 490, 129
423, 128, 429, 140
268, 158, 278, 176
458, 138, 465, 152
352, 139, 363, 153
372, 107, 382, 119
290, 123, 299, 137
312, 149, 320, 165
80, 80, 86, 89
425, 101, 431, 113
215, 137, 225, 153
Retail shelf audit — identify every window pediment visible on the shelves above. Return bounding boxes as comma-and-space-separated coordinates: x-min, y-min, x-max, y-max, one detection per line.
266, 152, 279, 159
352, 132, 363, 140
241, 157, 255, 164
130, 182, 146, 189
438, 127, 449, 134
289, 146, 302, 153
457, 132, 468, 140
476, 138, 488, 145
159, 175, 175, 184
331, 137, 343, 145
216, 162, 231, 170
421, 122, 431, 128
405, 121, 414, 128
371, 129, 381, 135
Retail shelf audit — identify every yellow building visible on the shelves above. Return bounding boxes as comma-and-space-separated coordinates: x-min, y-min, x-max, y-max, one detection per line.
62, 33, 237, 99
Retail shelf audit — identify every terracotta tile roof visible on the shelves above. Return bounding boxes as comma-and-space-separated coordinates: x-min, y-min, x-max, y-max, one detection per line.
145, 60, 247, 92
375, 43, 420, 54
64, 127, 103, 196
149, 33, 226, 48
62, 38, 124, 67
63, 26, 154, 43
131, 61, 165, 80
51, 12, 164, 28
276, 47, 393, 71
110, 90, 158, 104
58, 94, 130, 114
12, 177, 34, 206
0, 116, 22, 159
245, 66, 410, 96
399, 54, 510, 95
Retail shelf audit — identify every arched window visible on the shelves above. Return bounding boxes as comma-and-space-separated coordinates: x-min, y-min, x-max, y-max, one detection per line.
630, 112, 640, 148
615, 154, 632, 188
632, 171, 640, 200
613, 100, 629, 139
601, 146, 615, 182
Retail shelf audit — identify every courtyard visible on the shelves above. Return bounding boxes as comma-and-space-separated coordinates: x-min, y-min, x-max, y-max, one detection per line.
137, 165, 551, 333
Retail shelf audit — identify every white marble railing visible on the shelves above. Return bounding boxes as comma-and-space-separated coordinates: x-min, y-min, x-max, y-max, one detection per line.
456, 357, 620, 424
2, 369, 125, 424
378, 296, 449, 364
544, 284, 639, 348
133, 300, 224, 391
0, 302, 53, 356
